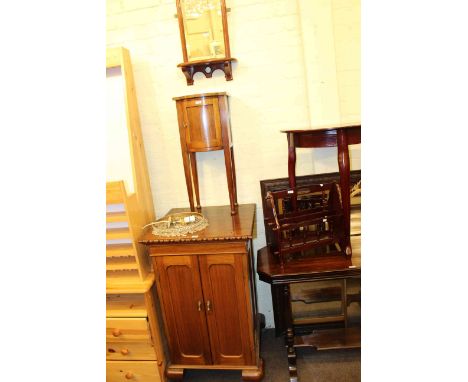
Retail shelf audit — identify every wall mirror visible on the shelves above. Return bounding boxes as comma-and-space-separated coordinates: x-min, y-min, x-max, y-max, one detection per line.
176, 0, 236, 85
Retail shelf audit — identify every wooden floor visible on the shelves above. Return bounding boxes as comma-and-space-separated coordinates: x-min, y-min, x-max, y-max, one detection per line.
182, 328, 361, 381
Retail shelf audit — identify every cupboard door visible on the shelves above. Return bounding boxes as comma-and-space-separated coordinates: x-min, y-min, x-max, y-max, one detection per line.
183, 97, 223, 151
155, 255, 212, 365
199, 254, 254, 365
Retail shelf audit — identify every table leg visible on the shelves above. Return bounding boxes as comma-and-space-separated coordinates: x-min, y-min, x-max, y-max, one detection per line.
337, 129, 352, 256
230, 146, 238, 206
181, 149, 195, 211
223, 144, 236, 215
284, 284, 298, 382
287, 133, 297, 211
189, 152, 201, 210
272, 284, 287, 336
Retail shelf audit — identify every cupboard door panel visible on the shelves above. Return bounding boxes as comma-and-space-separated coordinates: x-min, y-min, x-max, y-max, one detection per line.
183, 97, 223, 151
156, 256, 212, 365
199, 254, 254, 365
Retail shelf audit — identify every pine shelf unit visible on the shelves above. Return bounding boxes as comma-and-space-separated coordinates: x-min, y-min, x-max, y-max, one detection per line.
106, 46, 166, 382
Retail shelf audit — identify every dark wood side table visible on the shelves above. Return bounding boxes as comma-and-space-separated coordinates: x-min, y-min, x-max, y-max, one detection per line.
282, 125, 361, 256
257, 246, 361, 382
174, 92, 238, 215
140, 205, 264, 381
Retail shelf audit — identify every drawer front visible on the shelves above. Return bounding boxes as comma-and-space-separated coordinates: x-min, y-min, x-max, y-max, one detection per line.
106, 341, 156, 361
106, 318, 151, 342
106, 361, 160, 382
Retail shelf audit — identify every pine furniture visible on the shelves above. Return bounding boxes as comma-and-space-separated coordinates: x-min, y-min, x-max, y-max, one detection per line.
173, 92, 238, 215
140, 204, 264, 381
106, 47, 166, 382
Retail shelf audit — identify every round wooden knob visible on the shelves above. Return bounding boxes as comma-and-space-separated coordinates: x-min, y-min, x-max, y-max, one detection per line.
120, 348, 129, 355
125, 372, 134, 380
112, 328, 121, 337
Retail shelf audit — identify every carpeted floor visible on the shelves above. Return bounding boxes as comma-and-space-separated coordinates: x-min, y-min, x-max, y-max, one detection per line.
182, 328, 361, 382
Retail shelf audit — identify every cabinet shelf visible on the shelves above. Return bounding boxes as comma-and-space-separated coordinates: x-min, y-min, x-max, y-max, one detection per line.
294, 327, 361, 350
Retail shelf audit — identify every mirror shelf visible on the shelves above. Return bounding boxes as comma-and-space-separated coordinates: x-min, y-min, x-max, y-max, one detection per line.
177, 57, 237, 85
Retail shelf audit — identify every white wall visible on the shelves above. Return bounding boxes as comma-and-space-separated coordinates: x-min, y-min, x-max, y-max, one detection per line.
106, 66, 135, 194
107, 0, 360, 328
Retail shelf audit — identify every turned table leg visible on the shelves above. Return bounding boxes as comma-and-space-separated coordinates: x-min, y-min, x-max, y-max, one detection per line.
284, 284, 298, 382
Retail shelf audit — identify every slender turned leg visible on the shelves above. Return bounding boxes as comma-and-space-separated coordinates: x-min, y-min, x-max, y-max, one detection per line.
189, 152, 201, 210
287, 132, 297, 211
230, 146, 238, 206
181, 149, 195, 211
223, 144, 236, 215
337, 130, 352, 257
284, 284, 298, 382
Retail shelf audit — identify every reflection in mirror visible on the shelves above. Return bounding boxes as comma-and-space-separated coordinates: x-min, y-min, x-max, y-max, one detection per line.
181, 0, 226, 61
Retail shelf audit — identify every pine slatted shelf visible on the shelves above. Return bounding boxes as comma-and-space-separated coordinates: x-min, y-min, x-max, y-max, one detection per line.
106, 243, 136, 258
106, 180, 152, 293
107, 211, 129, 223
106, 257, 139, 271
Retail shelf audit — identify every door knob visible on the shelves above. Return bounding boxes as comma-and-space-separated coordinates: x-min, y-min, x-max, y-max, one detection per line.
206, 300, 212, 312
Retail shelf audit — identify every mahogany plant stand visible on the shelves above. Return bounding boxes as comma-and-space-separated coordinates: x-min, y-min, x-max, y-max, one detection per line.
174, 92, 238, 215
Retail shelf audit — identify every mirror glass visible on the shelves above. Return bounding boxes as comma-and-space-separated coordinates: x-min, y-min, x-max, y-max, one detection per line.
181, 0, 226, 62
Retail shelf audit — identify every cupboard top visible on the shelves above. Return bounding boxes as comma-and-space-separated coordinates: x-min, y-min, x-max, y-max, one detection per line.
172, 92, 228, 101
140, 204, 256, 244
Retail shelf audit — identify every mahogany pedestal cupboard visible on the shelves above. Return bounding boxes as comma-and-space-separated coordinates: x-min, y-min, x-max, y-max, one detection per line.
140, 204, 264, 381
173, 93, 238, 215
